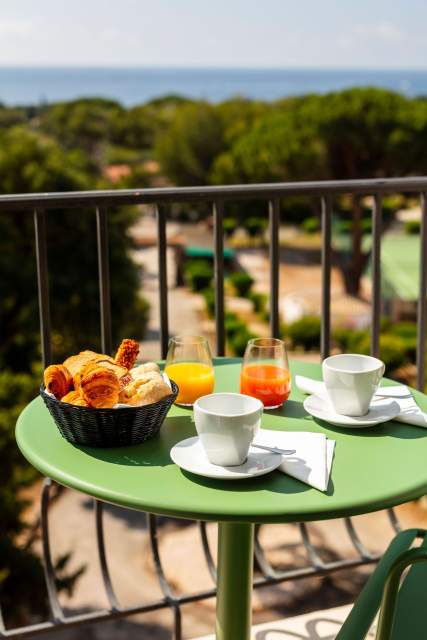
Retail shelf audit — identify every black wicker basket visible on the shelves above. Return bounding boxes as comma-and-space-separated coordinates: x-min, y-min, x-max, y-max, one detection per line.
40, 380, 179, 448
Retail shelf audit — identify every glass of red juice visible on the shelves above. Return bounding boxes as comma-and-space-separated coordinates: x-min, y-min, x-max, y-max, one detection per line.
240, 338, 291, 409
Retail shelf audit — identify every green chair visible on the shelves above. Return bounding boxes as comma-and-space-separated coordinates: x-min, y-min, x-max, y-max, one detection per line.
336, 528, 427, 639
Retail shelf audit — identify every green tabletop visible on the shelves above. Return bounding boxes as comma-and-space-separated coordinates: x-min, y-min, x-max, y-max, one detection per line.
15, 358, 427, 524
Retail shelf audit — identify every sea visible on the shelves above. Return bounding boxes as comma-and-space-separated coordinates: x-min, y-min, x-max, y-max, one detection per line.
1, 66, 427, 107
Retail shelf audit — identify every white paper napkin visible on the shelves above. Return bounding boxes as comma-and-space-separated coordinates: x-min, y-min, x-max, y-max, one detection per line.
295, 375, 427, 428
254, 429, 335, 492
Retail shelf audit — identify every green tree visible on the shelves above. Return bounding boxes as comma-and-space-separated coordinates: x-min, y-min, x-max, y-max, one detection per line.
112, 95, 193, 150
155, 101, 225, 185
211, 104, 325, 184
0, 125, 149, 621
40, 98, 124, 164
316, 88, 427, 294
212, 89, 427, 295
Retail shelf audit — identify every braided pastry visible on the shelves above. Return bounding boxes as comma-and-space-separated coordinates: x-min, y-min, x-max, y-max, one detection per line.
114, 339, 140, 370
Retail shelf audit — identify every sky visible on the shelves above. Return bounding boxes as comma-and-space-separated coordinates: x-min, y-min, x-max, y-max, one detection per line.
1, 0, 427, 69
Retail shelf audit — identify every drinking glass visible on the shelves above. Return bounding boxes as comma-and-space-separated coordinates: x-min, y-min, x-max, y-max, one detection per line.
165, 335, 214, 406
240, 338, 291, 409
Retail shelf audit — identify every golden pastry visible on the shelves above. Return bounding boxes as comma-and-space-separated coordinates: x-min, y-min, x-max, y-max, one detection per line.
63, 350, 101, 377
44, 364, 73, 399
79, 365, 120, 409
61, 390, 89, 407
95, 358, 127, 378
114, 339, 140, 370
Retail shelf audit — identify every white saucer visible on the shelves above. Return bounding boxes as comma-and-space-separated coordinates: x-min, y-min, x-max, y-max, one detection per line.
304, 392, 400, 428
170, 436, 282, 480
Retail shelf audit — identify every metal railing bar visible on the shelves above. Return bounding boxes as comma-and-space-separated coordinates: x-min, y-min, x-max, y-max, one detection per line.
33, 209, 52, 368
4, 177, 427, 210
147, 514, 181, 640
213, 201, 225, 356
299, 523, 326, 569
94, 500, 120, 611
417, 192, 427, 390
198, 522, 217, 583
0, 606, 5, 634
320, 195, 332, 360
156, 205, 169, 359
147, 514, 178, 602
173, 606, 182, 640
95, 207, 112, 355
370, 194, 382, 358
40, 478, 64, 622
344, 517, 376, 561
269, 199, 280, 339
253, 525, 279, 579
0, 553, 383, 638
387, 508, 402, 533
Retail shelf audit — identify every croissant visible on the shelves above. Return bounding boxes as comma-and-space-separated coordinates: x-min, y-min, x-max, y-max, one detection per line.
44, 364, 73, 399
114, 339, 140, 370
63, 350, 101, 377
79, 365, 120, 408
95, 358, 128, 379
73, 359, 127, 389
61, 390, 89, 407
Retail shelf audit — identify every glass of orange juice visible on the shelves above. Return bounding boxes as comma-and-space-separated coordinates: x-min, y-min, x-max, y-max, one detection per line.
165, 335, 214, 406
240, 338, 291, 409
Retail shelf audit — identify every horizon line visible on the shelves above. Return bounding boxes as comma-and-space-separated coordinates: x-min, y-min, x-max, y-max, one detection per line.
1, 63, 427, 73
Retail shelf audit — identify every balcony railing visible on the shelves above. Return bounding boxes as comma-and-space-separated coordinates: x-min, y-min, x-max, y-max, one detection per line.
2, 176, 427, 638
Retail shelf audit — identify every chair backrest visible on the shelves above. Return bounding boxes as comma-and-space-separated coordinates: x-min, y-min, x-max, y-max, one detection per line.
337, 529, 423, 640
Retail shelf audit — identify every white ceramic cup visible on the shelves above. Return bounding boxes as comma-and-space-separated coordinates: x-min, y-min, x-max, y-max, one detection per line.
193, 392, 263, 466
322, 354, 385, 416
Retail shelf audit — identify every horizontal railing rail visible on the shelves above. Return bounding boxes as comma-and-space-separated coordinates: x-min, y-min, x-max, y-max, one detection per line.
3, 176, 427, 638
1, 176, 427, 210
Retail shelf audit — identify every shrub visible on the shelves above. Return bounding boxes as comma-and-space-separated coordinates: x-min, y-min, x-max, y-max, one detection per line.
184, 260, 213, 292
245, 216, 267, 238
334, 323, 415, 370
223, 217, 237, 237
405, 220, 420, 235
333, 327, 369, 353
224, 312, 256, 356
228, 329, 257, 357
225, 312, 246, 339
389, 322, 417, 339
229, 271, 254, 297
302, 216, 320, 234
202, 287, 215, 317
380, 335, 408, 371
249, 291, 267, 314
283, 315, 321, 351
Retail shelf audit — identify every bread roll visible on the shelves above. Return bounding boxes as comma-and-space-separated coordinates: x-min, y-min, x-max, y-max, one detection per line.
123, 378, 171, 406
131, 362, 161, 380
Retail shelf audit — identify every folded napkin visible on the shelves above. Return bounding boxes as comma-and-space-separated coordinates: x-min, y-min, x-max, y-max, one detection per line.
296, 375, 427, 428
254, 429, 335, 492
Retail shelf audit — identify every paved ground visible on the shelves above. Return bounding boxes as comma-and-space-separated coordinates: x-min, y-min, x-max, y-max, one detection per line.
28, 489, 426, 639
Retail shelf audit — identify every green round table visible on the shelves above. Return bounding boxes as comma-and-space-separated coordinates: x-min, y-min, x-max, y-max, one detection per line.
16, 359, 427, 640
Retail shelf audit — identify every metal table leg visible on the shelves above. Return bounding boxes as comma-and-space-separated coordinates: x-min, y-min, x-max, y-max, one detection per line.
216, 522, 254, 640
